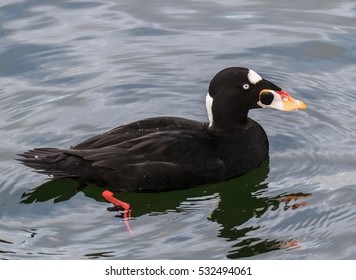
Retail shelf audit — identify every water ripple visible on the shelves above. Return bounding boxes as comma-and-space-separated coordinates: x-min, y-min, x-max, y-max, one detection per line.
1, 0, 355, 260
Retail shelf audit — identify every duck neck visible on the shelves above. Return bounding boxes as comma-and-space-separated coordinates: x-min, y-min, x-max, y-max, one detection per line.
208, 112, 249, 134
206, 92, 250, 134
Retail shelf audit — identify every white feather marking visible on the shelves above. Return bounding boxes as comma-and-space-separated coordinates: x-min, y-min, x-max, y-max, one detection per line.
206, 92, 213, 127
247, 69, 262, 84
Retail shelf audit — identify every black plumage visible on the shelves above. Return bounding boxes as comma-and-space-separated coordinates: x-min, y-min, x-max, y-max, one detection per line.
20, 116, 268, 191
18, 67, 306, 212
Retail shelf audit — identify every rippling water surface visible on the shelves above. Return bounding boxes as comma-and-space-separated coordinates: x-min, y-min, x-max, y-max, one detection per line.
1, 0, 355, 259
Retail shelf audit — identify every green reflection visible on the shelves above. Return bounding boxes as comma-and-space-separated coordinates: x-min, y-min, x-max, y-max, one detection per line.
20, 160, 311, 259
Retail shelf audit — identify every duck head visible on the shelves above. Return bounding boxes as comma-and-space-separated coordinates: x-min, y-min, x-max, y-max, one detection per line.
206, 67, 306, 132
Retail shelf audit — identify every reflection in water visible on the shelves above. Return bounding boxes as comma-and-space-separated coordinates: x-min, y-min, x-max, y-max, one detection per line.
20, 160, 311, 259
223, 192, 310, 259
205, 162, 311, 258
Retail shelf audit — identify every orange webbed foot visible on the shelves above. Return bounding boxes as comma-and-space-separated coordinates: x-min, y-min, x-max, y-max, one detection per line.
102, 190, 132, 235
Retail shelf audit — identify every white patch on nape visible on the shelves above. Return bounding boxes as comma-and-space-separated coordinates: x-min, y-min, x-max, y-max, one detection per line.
206, 92, 213, 127
247, 69, 263, 84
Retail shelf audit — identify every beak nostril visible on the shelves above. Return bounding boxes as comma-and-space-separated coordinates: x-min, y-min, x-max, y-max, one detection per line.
277, 90, 290, 100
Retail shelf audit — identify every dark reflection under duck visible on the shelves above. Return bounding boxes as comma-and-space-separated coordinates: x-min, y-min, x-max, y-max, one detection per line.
20, 160, 311, 259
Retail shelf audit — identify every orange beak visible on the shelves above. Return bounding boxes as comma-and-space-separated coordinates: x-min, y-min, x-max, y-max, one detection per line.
259, 89, 307, 111
276, 90, 307, 111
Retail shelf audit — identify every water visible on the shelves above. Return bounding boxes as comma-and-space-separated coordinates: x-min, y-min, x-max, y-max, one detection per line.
0, 0, 355, 259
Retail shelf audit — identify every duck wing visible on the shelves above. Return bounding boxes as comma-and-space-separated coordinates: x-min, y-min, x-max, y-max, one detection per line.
73, 116, 206, 149
62, 128, 225, 191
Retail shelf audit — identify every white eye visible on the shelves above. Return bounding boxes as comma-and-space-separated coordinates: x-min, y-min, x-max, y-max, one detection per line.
243, 84, 250, 90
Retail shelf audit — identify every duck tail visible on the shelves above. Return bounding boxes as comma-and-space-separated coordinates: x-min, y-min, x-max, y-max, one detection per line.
17, 148, 74, 178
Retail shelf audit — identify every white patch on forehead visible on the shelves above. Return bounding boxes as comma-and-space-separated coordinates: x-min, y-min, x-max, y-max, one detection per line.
247, 69, 262, 84
206, 92, 213, 127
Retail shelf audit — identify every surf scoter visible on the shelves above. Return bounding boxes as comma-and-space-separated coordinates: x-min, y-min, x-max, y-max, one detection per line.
18, 67, 306, 219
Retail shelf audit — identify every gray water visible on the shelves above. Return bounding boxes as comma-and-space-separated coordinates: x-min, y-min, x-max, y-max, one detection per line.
0, 0, 355, 259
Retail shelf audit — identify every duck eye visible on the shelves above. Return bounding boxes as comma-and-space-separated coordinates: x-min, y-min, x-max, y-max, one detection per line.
243, 84, 250, 90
